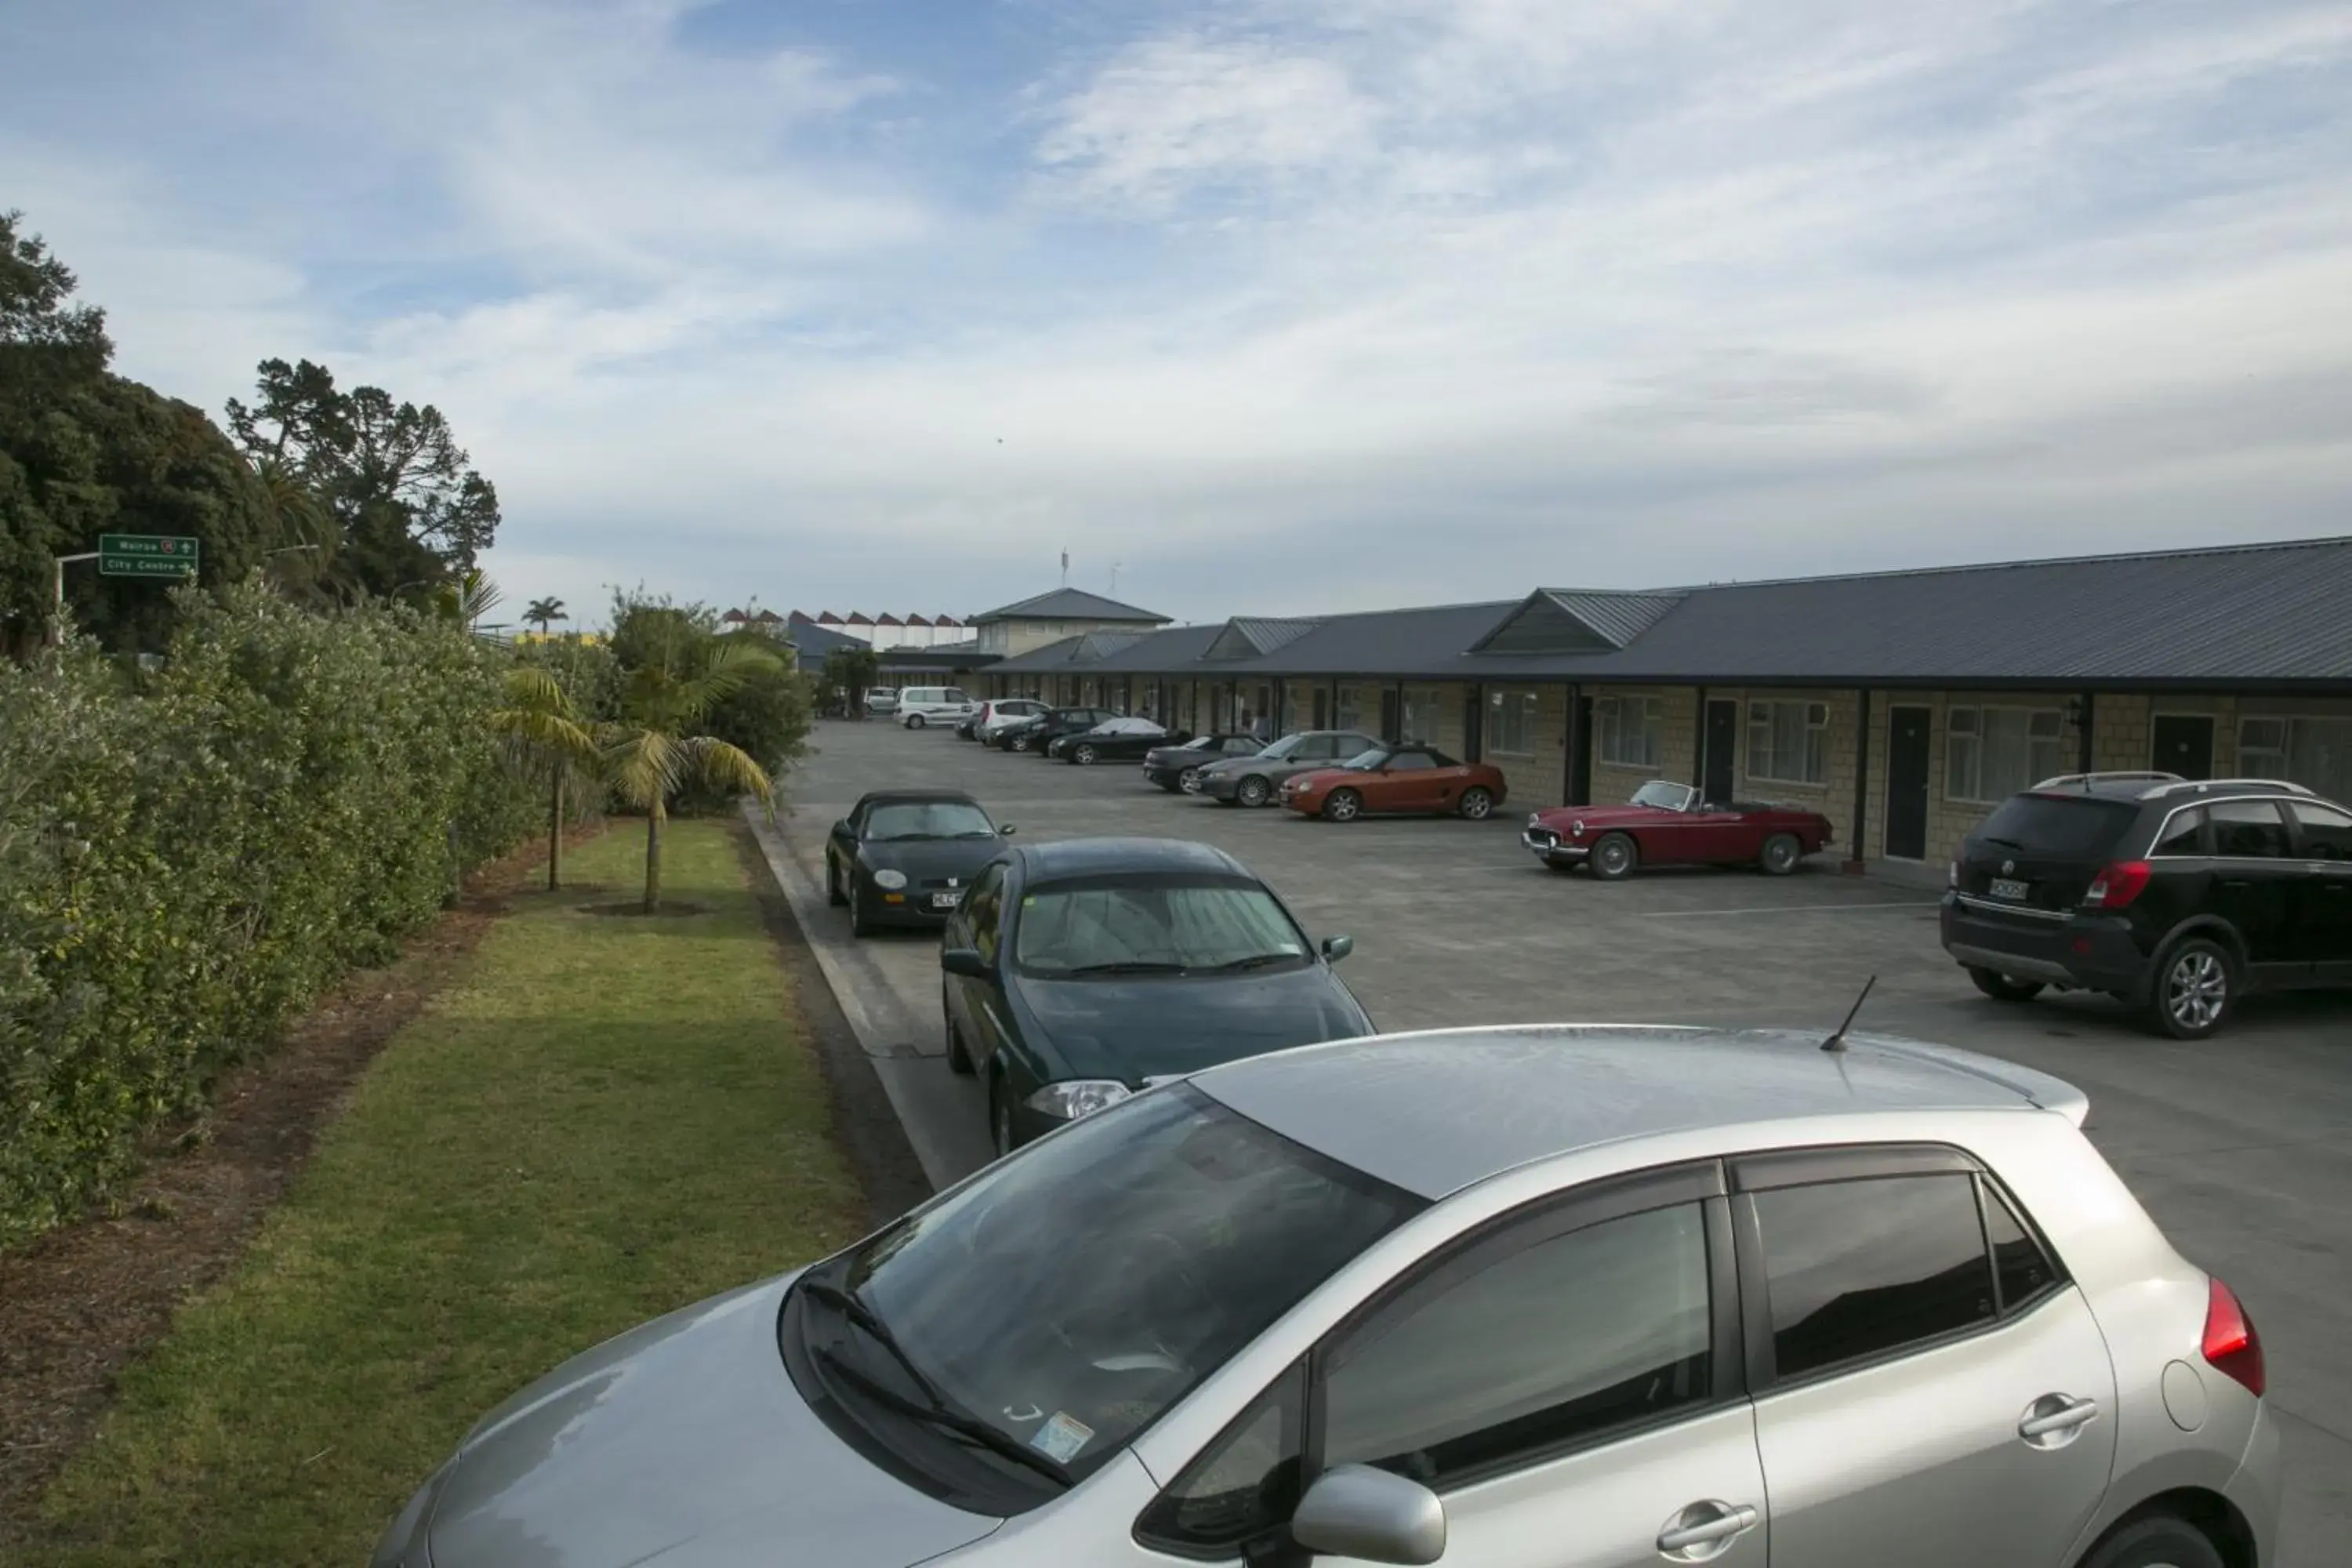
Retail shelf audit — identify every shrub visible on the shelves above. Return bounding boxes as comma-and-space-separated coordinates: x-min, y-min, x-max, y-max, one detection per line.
0, 584, 537, 1247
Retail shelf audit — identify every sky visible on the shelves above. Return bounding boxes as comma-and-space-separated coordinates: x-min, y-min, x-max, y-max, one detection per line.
5, 0, 2350, 627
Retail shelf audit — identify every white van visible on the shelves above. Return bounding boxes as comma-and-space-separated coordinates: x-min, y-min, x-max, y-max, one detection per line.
897, 686, 975, 728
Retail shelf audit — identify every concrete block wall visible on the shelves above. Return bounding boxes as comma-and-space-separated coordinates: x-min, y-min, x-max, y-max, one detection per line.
1486, 685, 1567, 810
1590, 686, 1699, 807
1702, 688, 1866, 854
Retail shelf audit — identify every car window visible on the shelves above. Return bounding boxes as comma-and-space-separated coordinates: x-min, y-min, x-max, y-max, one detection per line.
1134, 1363, 1305, 1554
866, 802, 997, 840
2209, 799, 2292, 858
1973, 795, 2139, 858
1225, 737, 1261, 755
1012, 877, 1308, 975
2290, 800, 2352, 861
1980, 1180, 2064, 1314
2151, 806, 2207, 857
1385, 751, 1436, 771
964, 863, 1007, 965
1320, 1203, 1712, 1489
1341, 749, 1388, 770
946, 688, 967, 702
1751, 1174, 1996, 1382
1426, 750, 1462, 768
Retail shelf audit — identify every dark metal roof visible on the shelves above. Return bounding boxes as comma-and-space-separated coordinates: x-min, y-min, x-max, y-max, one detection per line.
1223, 601, 1521, 677
1206, 617, 1323, 659
783, 618, 864, 670
1475, 590, 1687, 653
971, 587, 1171, 626
989, 624, 1223, 674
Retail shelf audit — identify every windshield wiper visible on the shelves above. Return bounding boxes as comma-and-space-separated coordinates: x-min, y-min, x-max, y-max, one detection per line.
1980, 835, 2027, 850
811, 1344, 1075, 1490
1060, 960, 1190, 976
797, 1279, 949, 1407
877, 833, 945, 842
1206, 953, 1300, 972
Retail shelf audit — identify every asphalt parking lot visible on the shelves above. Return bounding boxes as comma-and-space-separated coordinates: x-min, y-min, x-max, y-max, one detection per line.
750, 717, 2352, 1562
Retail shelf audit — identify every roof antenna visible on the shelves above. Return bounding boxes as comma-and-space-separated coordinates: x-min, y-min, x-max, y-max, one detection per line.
1820, 975, 1877, 1053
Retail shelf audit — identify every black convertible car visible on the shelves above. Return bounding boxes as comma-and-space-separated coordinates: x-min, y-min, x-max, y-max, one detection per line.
1045, 720, 1192, 765
1142, 732, 1265, 791
938, 837, 1371, 1155
825, 790, 1014, 938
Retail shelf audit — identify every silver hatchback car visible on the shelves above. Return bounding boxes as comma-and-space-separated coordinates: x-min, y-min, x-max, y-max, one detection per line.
374, 1026, 2278, 1568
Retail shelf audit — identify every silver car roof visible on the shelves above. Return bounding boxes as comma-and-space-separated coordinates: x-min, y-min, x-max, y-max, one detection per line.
1190, 1024, 2089, 1200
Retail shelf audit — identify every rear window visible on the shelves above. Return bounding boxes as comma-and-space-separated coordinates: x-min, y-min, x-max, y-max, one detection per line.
1972, 794, 2137, 858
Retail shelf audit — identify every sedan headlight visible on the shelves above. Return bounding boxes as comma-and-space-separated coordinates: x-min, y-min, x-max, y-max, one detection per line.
872, 868, 909, 891
1026, 1080, 1133, 1121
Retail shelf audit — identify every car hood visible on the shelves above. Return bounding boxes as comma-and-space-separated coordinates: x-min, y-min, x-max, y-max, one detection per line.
1144, 746, 1212, 767
1282, 766, 1374, 793
428, 1276, 1000, 1568
1530, 804, 1675, 829
1017, 966, 1370, 1082
862, 839, 1006, 881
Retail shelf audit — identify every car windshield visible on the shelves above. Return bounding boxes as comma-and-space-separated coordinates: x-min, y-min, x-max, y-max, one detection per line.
815, 1085, 1421, 1490
1340, 749, 1388, 770
1632, 781, 1696, 811
1258, 734, 1307, 759
1014, 875, 1311, 975
865, 801, 998, 840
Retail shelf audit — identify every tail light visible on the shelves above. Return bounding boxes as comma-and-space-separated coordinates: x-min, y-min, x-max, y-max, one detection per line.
1947, 858, 1958, 888
2085, 860, 2152, 909
2201, 1277, 2265, 1397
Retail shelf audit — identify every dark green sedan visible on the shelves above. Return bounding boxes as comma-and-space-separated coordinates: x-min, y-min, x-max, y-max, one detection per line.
938, 837, 1371, 1156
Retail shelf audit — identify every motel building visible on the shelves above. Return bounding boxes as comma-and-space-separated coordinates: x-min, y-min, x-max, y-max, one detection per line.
963, 538, 2352, 877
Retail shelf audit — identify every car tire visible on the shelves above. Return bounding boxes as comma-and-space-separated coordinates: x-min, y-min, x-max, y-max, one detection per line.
1457, 786, 1494, 821
1011, 733, 1033, 753
1073, 743, 1098, 766
906, 713, 927, 729
1757, 832, 1802, 875
946, 1007, 975, 1076
1590, 832, 1639, 880
2148, 935, 2234, 1040
1238, 775, 1272, 807
1179, 769, 1204, 794
1966, 966, 2045, 1003
2077, 1515, 2225, 1568
989, 1073, 1017, 1158
826, 859, 848, 907
1323, 788, 1363, 823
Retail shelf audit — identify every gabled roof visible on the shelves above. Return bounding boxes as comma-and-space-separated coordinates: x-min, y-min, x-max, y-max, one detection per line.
906, 613, 932, 627
720, 608, 748, 623
1205, 617, 1323, 660
846, 612, 873, 626
935, 614, 964, 626
972, 587, 1171, 626
755, 608, 782, 623
877, 612, 903, 626
782, 617, 865, 670
1472, 590, 1686, 655
817, 611, 842, 624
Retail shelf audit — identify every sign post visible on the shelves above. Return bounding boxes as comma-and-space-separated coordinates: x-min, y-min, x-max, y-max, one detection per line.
98, 534, 201, 579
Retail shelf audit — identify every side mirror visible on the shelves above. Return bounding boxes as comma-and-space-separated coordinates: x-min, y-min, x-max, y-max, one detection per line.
1290, 1465, 1446, 1566
941, 948, 992, 980
830, 818, 852, 840
999, 824, 1017, 836
1320, 935, 1354, 963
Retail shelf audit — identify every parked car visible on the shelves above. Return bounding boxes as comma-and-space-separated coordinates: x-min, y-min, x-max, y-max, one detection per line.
380, 1025, 2278, 1568
1942, 771, 2352, 1039
1047, 717, 1185, 765
823, 790, 1015, 938
1001, 706, 1119, 755
937, 837, 1370, 1154
1523, 779, 1837, 880
975, 699, 1053, 745
1143, 732, 1265, 793
1190, 729, 1381, 807
960, 697, 1047, 741
862, 687, 900, 718
1280, 743, 1508, 822
897, 687, 976, 729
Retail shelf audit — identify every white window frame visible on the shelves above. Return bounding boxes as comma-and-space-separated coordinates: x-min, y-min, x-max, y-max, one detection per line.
2240, 713, 2352, 800
1334, 684, 1365, 734
1746, 699, 1830, 786
1596, 695, 1666, 770
1487, 688, 1539, 757
1945, 703, 2067, 805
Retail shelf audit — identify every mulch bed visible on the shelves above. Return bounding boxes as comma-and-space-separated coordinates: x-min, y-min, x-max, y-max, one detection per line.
0, 827, 598, 1537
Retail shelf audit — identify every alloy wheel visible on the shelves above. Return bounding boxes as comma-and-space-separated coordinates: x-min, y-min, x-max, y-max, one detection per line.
1326, 789, 1361, 822
1459, 787, 1492, 820
1239, 775, 1269, 807
1596, 837, 1633, 877
2166, 949, 2228, 1032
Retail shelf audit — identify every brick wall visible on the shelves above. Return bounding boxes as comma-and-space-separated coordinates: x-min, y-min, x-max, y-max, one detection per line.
1486, 684, 1568, 809
1589, 686, 1699, 807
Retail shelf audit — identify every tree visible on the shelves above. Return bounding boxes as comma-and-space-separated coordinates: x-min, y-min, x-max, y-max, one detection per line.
491, 666, 600, 891
603, 607, 779, 913
524, 596, 567, 634
223, 357, 499, 601
822, 644, 880, 716
429, 566, 504, 640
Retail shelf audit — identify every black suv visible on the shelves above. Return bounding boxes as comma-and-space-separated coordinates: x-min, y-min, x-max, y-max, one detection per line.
996, 706, 1116, 754
1941, 771, 2352, 1039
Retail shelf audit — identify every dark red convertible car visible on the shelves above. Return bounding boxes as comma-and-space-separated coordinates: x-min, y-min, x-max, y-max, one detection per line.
1522, 779, 1834, 879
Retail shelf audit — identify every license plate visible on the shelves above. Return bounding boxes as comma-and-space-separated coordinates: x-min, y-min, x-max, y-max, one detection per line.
930, 891, 962, 909
1988, 877, 2030, 901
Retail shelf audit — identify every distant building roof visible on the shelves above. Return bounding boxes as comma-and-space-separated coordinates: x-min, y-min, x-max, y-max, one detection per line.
906, 613, 933, 627
877, 612, 903, 626
1205, 617, 1324, 660
847, 612, 873, 626
935, 614, 964, 626
817, 611, 842, 625
756, 608, 782, 623
972, 587, 1171, 626
720, 608, 749, 623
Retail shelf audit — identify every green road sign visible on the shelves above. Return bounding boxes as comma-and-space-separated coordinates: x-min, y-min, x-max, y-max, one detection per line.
98, 534, 201, 579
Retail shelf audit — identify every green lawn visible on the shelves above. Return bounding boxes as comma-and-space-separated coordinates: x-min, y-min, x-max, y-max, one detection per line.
20, 819, 870, 1566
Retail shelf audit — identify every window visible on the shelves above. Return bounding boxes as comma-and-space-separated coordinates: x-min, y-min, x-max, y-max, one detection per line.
1751, 1174, 1995, 1381
1013, 877, 1310, 975
864, 801, 998, 841
1980, 1182, 2063, 1314
1321, 1203, 1712, 1487
2151, 806, 2207, 857
1596, 695, 1665, 769
2241, 716, 2352, 802
1383, 751, 1437, 771
2291, 801, 2352, 862
1946, 706, 2066, 803
1747, 700, 1829, 785
1334, 684, 1365, 732
1135, 1365, 1305, 1553
2208, 799, 2291, 858
963, 863, 1007, 965
1973, 794, 2138, 858
1399, 685, 1442, 746
1487, 688, 1539, 755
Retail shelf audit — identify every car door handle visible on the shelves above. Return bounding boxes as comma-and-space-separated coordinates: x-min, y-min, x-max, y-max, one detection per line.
2019, 1396, 2100, 1440
1657, 1501, 1759, 1553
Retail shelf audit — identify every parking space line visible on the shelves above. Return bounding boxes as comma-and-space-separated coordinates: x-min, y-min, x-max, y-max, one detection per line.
1635, 901, 1944, 918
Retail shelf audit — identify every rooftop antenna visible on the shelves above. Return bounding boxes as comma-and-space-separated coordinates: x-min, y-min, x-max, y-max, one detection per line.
1060, 550, 1069, 588
1109, 561, 1123, 595
1820, 975, 1877, 1053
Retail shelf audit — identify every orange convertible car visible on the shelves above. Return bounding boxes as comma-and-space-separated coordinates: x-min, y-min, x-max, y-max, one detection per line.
1279, 742, 1509, 822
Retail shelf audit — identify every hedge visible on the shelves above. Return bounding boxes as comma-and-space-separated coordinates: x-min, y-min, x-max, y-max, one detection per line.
0, 585, 539, 1248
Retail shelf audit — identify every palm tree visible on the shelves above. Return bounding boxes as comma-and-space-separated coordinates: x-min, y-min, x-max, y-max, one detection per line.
603, 635, 779, 913
431, 568, 506, 641
524, 596, 568, 635
491, 666, 601, 891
